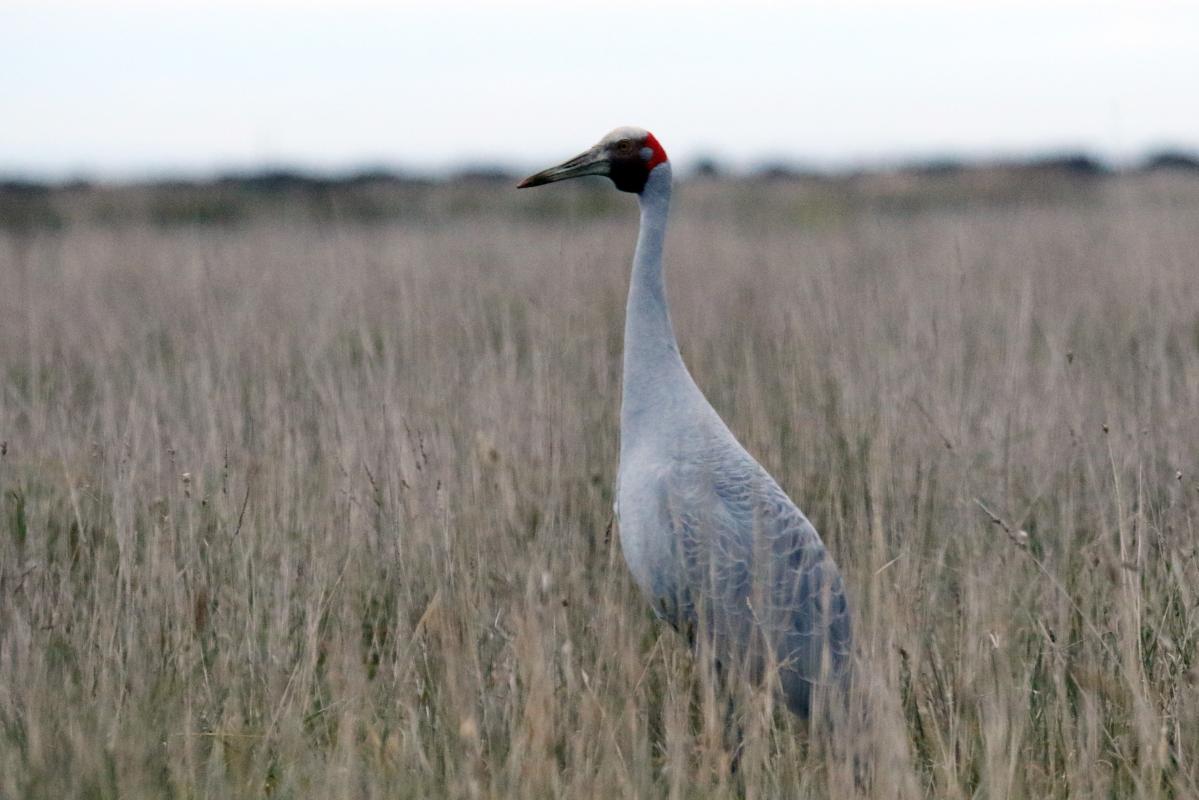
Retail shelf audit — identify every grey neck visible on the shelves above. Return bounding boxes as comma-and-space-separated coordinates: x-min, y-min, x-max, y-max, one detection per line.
620, 163, 701, 451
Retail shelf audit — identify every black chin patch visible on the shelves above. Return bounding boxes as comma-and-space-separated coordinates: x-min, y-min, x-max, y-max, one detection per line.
608, 156, 650, 194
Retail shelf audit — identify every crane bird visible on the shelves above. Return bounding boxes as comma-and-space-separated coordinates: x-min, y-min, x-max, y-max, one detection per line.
519, 127, 852, 720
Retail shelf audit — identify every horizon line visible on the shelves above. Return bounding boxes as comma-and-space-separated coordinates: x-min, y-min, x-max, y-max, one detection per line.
4, 142, 1199, 189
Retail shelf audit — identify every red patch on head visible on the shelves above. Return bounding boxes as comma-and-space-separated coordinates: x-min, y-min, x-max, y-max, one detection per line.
643, 132, 668, 170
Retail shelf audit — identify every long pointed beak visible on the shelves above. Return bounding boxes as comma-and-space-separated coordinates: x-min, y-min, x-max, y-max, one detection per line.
517, 147, 609, 188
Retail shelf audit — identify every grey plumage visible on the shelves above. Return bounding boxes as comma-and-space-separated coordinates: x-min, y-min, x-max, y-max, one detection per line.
520, 127, 853, 720
651, 432, 852, 718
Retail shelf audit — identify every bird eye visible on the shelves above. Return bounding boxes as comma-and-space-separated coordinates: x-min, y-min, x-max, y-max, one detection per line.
616, 139, 633, 153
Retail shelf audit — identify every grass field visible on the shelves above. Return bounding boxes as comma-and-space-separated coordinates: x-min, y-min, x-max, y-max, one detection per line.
2, 171, 1198, 798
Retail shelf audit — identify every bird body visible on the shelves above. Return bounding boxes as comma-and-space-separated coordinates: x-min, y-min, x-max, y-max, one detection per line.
520, 128, 851, 718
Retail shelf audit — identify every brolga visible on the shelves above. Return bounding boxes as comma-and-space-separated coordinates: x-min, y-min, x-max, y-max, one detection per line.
518, 127, 852, 721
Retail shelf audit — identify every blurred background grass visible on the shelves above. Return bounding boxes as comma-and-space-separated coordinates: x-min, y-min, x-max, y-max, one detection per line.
1, 168, 1198, 797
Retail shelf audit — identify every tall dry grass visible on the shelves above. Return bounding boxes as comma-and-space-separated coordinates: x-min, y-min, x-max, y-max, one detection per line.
1, 174, 1198, 798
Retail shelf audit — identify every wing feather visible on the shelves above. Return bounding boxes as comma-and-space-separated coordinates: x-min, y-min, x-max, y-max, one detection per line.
656, 446, 851, 717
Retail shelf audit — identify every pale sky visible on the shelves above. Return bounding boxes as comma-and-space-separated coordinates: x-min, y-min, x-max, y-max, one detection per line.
2, 1, 1197, 179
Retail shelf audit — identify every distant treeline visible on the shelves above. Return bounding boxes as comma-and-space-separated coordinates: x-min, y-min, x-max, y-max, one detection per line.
719, 149, 1199, 182
3, 149, 1198, 195
1, 149, 1197, 231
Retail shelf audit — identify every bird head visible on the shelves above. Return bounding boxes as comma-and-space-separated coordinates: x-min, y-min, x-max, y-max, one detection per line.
518, 127, 668, 194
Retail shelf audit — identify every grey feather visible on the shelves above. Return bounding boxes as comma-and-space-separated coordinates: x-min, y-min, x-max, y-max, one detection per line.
652, 438, 852, 718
